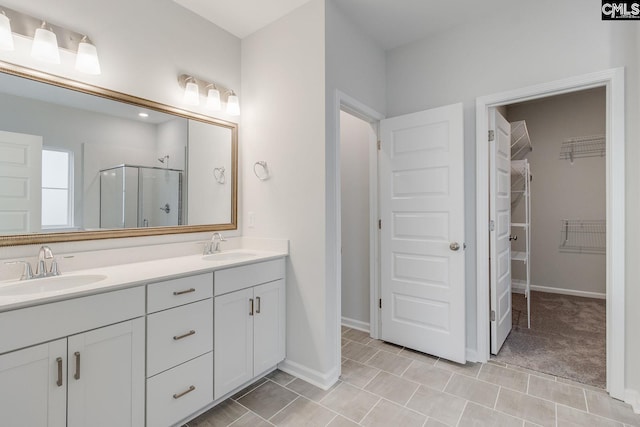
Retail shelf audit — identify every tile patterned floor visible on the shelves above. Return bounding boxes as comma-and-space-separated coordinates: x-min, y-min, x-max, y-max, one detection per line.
185, 326, 640, 427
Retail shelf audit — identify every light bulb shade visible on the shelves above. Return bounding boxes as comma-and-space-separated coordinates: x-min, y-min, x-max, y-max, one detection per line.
206, 88, 221, 110
0, 14, 14, 51
226, 94, 240, 116
183, 81, 200, 106
75, 41, 101, 75
31, 27, 60, 64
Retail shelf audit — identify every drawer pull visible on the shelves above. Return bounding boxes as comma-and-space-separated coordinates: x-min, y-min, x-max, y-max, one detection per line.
173, 330, 196, 340
56, 357, 63, 387
173, 288, 196, 296
249, 298, 254, 316
256, 296, 261, 314
74, 351, 81, 380
173, 385, 196, 399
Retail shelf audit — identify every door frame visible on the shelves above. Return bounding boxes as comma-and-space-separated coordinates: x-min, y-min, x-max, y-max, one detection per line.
333, 90, 384, 357
475, 68, 625, 399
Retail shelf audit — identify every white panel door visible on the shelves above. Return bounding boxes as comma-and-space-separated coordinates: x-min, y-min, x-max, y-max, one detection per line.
380, 103, 466, 363
254, 279, 286, 375
0, 339, 66, 427
67, 319, 145, 427
490, 109, 512, 354
214, 288, 254, 399
0, 130, 42, 233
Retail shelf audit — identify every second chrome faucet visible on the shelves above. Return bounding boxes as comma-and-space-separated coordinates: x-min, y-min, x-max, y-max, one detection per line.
203, 233, 226, 255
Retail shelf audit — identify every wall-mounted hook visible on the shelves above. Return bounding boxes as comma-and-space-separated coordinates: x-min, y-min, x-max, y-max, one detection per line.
253, 161, 270, 181
213, 167, 226, 184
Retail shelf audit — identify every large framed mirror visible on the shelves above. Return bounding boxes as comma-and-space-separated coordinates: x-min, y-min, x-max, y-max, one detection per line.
0, 62, 237, 247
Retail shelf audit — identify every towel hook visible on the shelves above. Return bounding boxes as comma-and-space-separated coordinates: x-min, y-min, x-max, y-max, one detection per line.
253, 161, 270, 181
213, 167, 226, 184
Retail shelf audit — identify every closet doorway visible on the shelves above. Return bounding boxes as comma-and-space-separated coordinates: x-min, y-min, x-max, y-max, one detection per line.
339, 109, 377, 334
489, 88, 607, 388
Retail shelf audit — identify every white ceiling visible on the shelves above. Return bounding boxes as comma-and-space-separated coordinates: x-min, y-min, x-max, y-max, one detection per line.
174, 0, 514, 50
174, 0, 313, 39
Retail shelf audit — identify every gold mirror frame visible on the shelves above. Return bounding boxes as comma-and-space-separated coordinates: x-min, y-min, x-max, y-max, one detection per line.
0, 61, 238, 247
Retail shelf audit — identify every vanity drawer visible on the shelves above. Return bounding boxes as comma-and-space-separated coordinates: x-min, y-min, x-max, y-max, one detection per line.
147, 272, 213, 313
214, 259, 285, 296
146, 351, 213, 427
147, 299, 213, 377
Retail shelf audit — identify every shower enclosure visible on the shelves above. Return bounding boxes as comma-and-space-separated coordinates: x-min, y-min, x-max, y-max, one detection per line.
99, 164, 183, 229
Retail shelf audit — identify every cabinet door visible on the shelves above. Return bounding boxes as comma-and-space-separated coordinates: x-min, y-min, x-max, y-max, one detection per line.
253, 279, 286, 375
67, 318, 145, 427
214, 288, 254, 399
0, 339, 66, 427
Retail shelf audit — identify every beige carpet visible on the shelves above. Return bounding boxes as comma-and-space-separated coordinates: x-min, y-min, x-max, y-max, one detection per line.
492, 291, 606, 388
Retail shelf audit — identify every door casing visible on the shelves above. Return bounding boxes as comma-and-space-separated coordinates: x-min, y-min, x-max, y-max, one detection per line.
475, 68, 626, 399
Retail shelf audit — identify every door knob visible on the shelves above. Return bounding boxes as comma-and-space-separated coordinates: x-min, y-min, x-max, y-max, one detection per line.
509, 235, 518, 241
449, 242, 460, 251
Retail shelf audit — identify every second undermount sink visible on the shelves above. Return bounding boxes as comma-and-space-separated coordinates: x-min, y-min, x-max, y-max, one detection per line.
0, 274, 108, 297
202, 250, 258, 262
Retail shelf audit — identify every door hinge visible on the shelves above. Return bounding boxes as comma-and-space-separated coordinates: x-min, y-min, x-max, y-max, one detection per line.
489, 220, 495, 231
377, 140, 381, 150
379, 298, 382, 309
490, 310, 496, 322
488, 130, 495, 142
378, 219, 382, 229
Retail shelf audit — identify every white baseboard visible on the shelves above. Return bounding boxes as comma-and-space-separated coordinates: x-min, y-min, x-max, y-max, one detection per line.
341, 316, 370, 332
278, 359, 339, 391
512, 280, 605, 299
625, 388, 640, 414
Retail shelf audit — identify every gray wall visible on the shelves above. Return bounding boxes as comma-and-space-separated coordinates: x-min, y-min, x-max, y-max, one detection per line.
340, 111, 370, 327
386, 0, 639, 374
507, 88, 606, 295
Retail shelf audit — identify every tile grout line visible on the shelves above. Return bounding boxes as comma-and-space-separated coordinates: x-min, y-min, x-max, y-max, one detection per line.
494, 386, 502, 410
583, 388, 589, 413
454, 400, 469, 427
266, 395, 300, 423
398, 359, 414, 377
357, 397, 382, 425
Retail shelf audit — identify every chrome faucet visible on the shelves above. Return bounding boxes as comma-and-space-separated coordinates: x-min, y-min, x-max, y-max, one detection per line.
204, 233, 226, 255
3, 246, 60, 281
35, 246, 59, 278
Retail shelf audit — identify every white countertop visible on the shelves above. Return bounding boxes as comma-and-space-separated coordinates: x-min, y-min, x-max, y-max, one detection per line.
0, 249, 287, 312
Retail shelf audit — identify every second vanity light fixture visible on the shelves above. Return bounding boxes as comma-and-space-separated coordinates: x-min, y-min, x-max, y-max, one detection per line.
0, 5, 101, 74
178, 74, 239, 116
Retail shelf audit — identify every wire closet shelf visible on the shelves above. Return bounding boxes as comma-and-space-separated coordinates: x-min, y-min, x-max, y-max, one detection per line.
559, 135, 605, 162
559, 219, 606, 254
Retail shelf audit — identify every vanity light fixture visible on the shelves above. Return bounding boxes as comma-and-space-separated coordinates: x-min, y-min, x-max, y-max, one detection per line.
0, 5, 102, 74
75, 36, 101, 75
206, 84, 221, 110
178, 74, 238, 115
0, 11, 14, 51
31, 22, 60, 64
183, 76, 200, 106
226, 90, 240, 116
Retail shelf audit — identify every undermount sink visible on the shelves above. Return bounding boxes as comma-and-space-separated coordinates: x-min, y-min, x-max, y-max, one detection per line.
202, 251, 258, 262
0, 274, 108, 297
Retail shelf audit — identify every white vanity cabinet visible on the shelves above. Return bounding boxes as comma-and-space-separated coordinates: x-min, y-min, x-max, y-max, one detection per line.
145, 272, 214, 427
214, 259, 286, 399
0, 287, 145, 427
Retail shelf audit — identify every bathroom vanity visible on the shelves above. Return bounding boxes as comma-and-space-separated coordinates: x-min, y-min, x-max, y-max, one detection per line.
0, 249, 287, 427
